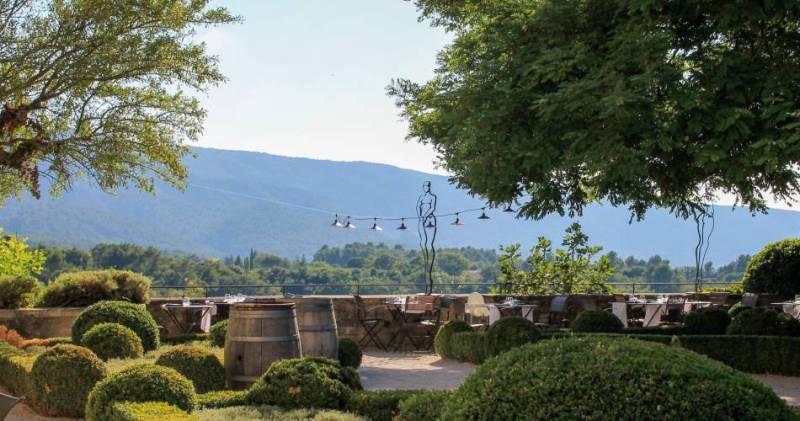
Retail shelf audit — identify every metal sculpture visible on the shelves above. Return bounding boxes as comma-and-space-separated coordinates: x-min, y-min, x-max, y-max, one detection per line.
417, 181, 437, 295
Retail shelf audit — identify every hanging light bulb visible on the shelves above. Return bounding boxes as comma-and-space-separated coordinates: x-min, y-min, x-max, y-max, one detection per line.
370, 218, 383, 231
397, 218, 408, 230
451, 213, 464, 226
425, 219, 436, 229
503, 203, 516, 213
344, 216, 356, 229
478, 207, 490, 220
331, 214, 344, 228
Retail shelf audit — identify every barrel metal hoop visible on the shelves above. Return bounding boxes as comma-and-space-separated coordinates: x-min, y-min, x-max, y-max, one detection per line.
228, 335, 299, 343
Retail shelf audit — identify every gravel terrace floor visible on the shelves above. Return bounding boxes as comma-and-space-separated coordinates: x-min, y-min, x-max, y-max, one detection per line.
5, 351, 800, 420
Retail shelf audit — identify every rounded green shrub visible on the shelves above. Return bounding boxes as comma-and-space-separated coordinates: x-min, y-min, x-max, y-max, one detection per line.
485, 316, 539, 357
109, 401, 197, 421
209, 319, 227, 347
571, 310, 624, 333
338, 337, 363, 368
81, 322, 144, 361
728, 302, 747, 318
442, 337, 794, 420
684, 307, 731, 335
30, 344, 107, 417
434, 320, 472, 358
155, 345, 225, 393
72, 300, 160, 351
727, 307, 800, 336
742, 239, 800, 298
86, 364, 197, 421
0, 276, 42, 309
246, 357, 356, 410
396, 390, 451, 421
37, 269, 151, 308
347, 390, 419, 421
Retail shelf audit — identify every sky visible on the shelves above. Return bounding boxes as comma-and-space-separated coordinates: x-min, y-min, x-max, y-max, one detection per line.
196, 0, 451, 175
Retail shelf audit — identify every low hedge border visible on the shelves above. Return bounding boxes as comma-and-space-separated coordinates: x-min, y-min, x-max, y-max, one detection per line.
109, 401, 198, 421
0, 340, 35, 398
196, 390, 249, 409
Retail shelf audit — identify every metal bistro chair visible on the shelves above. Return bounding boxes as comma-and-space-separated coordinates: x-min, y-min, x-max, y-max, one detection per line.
354, 295, 388, 351
465, 292, 490, 330
0, 392, 22, 421
548, 295, 570, 328
404, 295, 443, 351
742, 293, 760, 308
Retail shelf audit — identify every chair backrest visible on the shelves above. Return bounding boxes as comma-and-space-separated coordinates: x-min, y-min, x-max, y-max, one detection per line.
466, 292, 489, 318
742, 293, 759, 308
0, 392, 22, 421
550, 295, 569, 313
709, 292, 729, 306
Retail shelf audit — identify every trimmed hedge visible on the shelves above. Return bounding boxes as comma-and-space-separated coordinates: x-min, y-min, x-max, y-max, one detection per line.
679, 335, 800, 376
209, 319, 227, 347
449, 331, 487, 364
742, 239, 800, 298
338, 337, 363, 368
196, 390, 248, 409
396, 390, 451, 421
109, 402, 198, 421
0, 276, 42, 309
0, 340, 35, 398
348, 390, 420, 421
246, 357, 358, 410
684, 307, 731, 334
155, 345, 225, 393
727, 307, 800, 336
86, 364, 197, 421
434, 320, 472, 358
72, 300, 160, 351
81, 322, 144, 361
485, 317, 539, 357
37, 269, 151, 307
442, 337, 795, 420
30, 344, 107, 417
571, 310, 624, 333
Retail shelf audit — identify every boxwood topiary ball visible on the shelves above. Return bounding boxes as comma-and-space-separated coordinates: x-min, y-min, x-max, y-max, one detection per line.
337, 337, 363, 368
81, 322, 144, 361
442, 337, 795, 420
727, 307, 798, 336
30, 344, 107, 418
246, 357, 356, 410
742, 239, 800, 298
571, 310, 624, 333
72, 300, 160, 351
485, 316, 539, 357
684, 307, 731, 334
396, 390, 451, 421
434, 320, 473, 358
155, 345, 225, 393
86, 364, 197, 421
209, 319, 227, 347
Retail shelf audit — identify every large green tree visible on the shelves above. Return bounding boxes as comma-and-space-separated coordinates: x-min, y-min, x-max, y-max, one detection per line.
390, 0, 800, 219
0, 0, 236, 200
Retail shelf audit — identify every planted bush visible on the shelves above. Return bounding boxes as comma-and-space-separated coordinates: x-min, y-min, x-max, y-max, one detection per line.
86, 364, 197, 421
109, 401, 198, 421
726, 307, 799, 336
30, 344, 107, 417
485, 316, 539, 357
434, 320, 472, 358
0, 340, 36, 399
742, 239, 800, 298
728, 302, 748, 318
442, 337, 795, 420
684, 307, 731, 334
209, 319, 227, 347
347, 390, 420, 421
196, 390, 248, 409
450, 331, 486, 364
0, 276, 42, 309
246, 357, 357, 410
571, 310, 624, 333
338, 337, 363, 368
156, 345, 225, 393
72, 300, 160, 351
81, 323, 144, 361
396, 390, 451, 421
37, 269, 151, 307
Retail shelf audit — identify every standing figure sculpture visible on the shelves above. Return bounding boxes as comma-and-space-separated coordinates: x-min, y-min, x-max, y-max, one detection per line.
417, 181, 437, 295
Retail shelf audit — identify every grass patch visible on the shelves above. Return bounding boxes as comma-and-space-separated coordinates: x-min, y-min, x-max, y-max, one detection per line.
197, 405, 364, 421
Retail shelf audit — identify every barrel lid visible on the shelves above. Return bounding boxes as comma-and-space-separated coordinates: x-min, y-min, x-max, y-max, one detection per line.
231, 302, 295, 310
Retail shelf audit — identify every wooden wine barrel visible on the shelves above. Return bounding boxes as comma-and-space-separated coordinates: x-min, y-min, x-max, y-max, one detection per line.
293, 298, 339, 358
224, 303, 301, 390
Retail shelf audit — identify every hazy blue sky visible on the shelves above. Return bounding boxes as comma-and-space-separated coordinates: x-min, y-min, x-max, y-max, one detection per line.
196, 1, 450, 174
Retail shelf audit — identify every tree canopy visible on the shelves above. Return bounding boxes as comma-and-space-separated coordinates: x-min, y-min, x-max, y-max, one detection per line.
390, 0, 800, 219
0, 0, 237, 200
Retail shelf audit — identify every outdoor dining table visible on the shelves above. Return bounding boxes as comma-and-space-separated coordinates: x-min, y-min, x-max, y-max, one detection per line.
480, 303, 537, 325
383, 300, 429, 350
614, 300, 711, 328
161, 303, 216, 334
771, 302, 800, 319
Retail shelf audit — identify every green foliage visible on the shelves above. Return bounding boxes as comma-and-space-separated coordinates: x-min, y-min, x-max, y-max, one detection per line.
485, 316, 539, 357
86, 364, 197, 421
433, 320, 472, 358
684, 307, 731, 335
729, 302, 748, 318
156, 345, 225, 393
0, 275, 42, 308
442, 337, 795, 420
449, 332, 487, 364
72, 300, 160, 351
246, 357, 357, 410
727, 308, 800, 336
347, 390, 420, 421
197, 405, 364, 421
499, 224, 614, 294
0, 0, 238, 200
209, 319, 227, 347
678, 335, 800, 376
37, 269, 151, 307
197, 390, 248, 409
337, 337, 362, 369
81, 323, 144, 361
396, 390, 450, 421
110, 402, 198, 421
30, 344, 107, 417
0, 340, 36, 398
392, 0, 800, 219
742, 239, 800, 298
0, 231, 45, 277
571, 310, 624, 333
